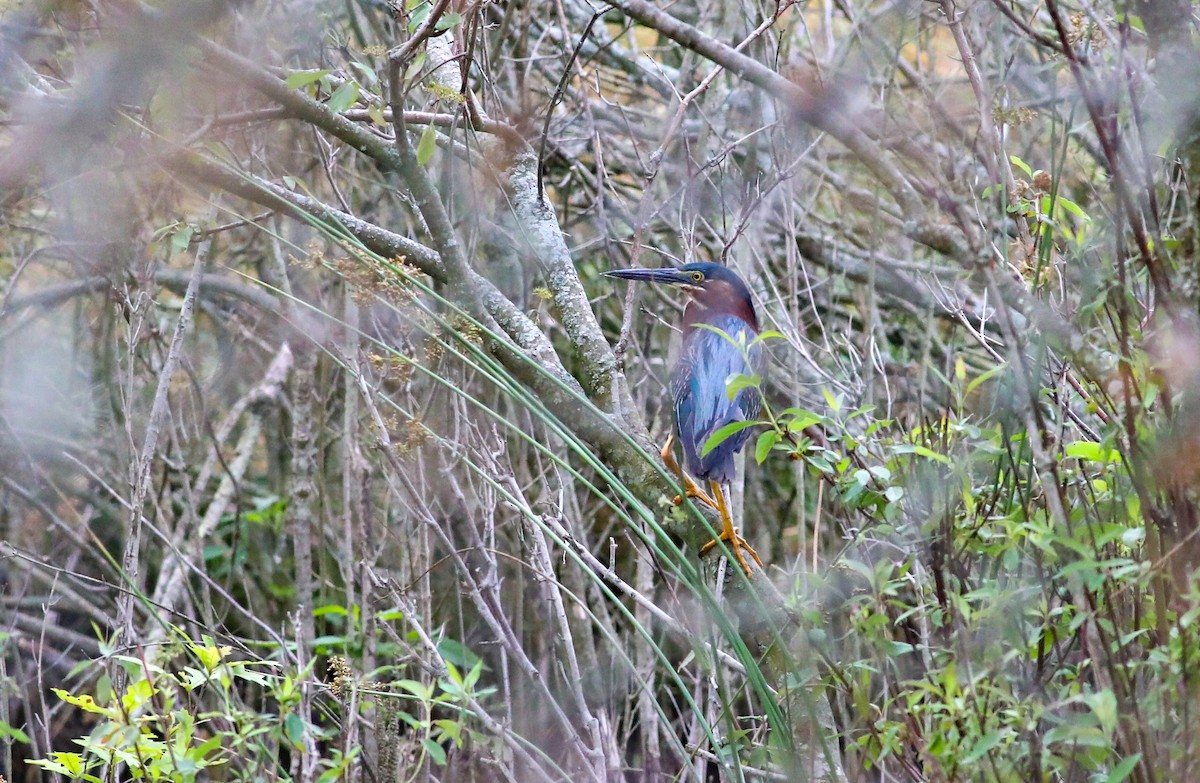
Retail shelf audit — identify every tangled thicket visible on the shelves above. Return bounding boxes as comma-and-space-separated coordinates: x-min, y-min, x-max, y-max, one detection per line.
2, 0, 1200, 781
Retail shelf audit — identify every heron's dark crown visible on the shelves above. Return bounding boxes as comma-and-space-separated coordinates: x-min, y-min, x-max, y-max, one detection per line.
676, 262, 753, 302
677, 262, 758, 333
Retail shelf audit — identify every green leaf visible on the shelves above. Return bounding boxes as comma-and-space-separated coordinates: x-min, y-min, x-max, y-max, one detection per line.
172, 758, 201, 775
408, 0, 429, 32
437, 637, 484, 671
965, 362, 1007, 396
312, 634, 348, 651
396, 679, 435, 701
405, 51, 427, 80
750, 329, 788, 345
785, 416, 821, 434
61, 751, 91, 776
28, 759, 71, 776
724, 373, 761, 401
962, 730, 1003, 763
187, 639, 230, 672
284, 712, 307, 747
32, 752, 91, 777
1009, 154, 1033, 177
1085, 689, 1118, 735
313, 604, 349, 618
434, 11, 462, 31
779, 408, 823, 433
170, 225, 194, 255
464, 660, 484, 690
434, 718, 463, 743
0, 720, 30, 743
1065, 440, 1121, 465
1105, 754, 1142, 783
349, 61, 379, 87
694, 322, 753, 350
822, 387, 842, 414
1114, 12, 1144, 31
52, 688, 112, 716
416, 123, 438, 166
1044, 720, 1109, 747
191, 734, 224, 762
754, 430, 779, 464
327, 81, 359, 113
891, 444, 951, 465
285, 69, 330, 89
422, 738, 448, 765
701, 421, 758, 457
1055, 195, 1091, 222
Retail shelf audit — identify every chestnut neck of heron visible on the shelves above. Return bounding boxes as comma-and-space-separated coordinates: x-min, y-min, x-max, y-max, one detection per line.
681, 281, 759, 336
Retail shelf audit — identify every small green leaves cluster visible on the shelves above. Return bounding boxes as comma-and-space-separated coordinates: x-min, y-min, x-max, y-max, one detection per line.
405, 0, 461, 36
386, 658, 494, 769
816, 350, 1165, 780
822, 405, 1152, 779
700, 334, 908, 522
285, 70, 363, 115
328, 631, 497, 774
151, 221, 197, 257
29, 633, 303, 782
282, 1, 466, 168
701, 331, 1167, 779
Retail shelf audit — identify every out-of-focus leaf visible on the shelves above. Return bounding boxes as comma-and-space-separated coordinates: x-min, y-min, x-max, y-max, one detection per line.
285, 70, 329, 89
327, 81, 359, 113
416, 123, 438, 166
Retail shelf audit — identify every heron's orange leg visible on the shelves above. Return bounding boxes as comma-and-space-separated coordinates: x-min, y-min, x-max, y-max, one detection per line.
660, 434, 718, 510
698, 480, 762, 576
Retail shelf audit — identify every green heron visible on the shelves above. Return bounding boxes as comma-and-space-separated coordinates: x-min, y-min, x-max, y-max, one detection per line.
607, 261, 764, 576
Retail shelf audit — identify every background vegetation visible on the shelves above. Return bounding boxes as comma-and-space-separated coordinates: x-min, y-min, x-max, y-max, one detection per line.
1, 0, 1199, 780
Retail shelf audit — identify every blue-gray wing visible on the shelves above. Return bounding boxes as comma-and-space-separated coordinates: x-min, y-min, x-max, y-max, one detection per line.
671, 316, 763, 484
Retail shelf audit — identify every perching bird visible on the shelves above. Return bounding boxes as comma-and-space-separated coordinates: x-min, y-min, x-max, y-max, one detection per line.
607, 261, 764, 575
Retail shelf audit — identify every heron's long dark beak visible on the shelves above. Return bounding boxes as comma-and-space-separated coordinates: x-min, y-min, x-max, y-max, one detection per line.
604, 267, 690, 285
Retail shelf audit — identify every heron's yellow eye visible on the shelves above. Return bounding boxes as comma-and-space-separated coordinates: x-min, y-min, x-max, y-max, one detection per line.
690, 271, 704, 282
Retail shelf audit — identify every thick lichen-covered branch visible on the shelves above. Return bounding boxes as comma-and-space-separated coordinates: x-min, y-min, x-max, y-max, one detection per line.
167, 147, 704, 544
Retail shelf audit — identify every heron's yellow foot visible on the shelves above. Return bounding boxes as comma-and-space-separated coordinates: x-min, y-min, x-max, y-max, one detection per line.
698, 480, 762, 577
673, 481, 719, 510
699, 527, 763, 576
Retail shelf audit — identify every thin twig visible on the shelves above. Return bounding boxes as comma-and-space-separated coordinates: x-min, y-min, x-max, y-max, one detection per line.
116, 231, 211, 652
